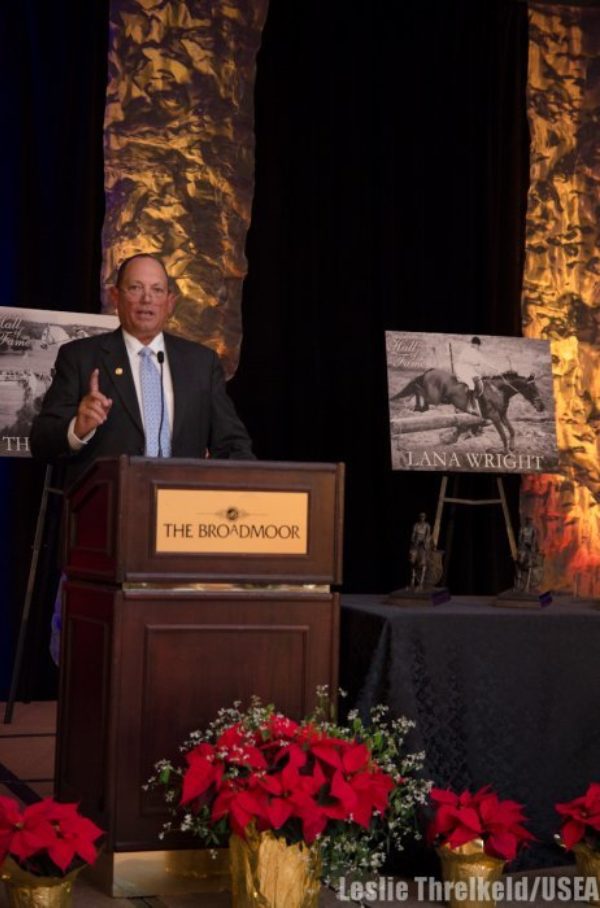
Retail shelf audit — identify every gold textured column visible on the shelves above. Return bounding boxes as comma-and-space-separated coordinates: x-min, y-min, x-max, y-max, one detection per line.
522, 4, 600, 596
102, 0, 269, 376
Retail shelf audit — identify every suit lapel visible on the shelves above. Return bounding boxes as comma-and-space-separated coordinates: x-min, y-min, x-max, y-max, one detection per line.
165, 333, 188, 446
99, 329, 143, 433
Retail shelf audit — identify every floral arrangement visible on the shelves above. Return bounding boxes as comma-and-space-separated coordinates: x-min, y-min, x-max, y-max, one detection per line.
426, 786, 534, 862
556, 783, 600, 850
149, 690, 431, 883
0, 796, 103, 876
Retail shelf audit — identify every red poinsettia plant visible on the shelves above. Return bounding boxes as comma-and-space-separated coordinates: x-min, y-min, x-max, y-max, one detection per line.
426, 786, 534, 862
556, 783, 600, 851
0, 796, 103, 877
150, 693, 431, 882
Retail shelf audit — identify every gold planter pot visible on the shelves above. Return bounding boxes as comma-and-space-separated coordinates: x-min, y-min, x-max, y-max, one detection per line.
573, 843, 600, 906
0, 858, 82, 908
229, 829, 321, 908
437, 840, 505, 908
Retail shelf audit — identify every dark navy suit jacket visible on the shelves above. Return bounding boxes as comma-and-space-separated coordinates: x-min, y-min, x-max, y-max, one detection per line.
30, 328, 254, 485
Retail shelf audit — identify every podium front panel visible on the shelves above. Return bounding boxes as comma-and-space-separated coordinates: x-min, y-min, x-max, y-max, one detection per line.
66, 457, 344, 584
56, 583, 340, 851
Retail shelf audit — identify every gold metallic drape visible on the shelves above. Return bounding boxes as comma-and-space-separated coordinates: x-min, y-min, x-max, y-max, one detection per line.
102, 0, 269, 377
523, 3, 600, 595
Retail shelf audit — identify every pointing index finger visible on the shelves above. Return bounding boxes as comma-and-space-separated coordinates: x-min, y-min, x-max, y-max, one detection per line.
89, 368, 99, 394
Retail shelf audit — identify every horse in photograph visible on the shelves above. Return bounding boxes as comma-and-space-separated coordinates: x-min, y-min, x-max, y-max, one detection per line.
392, 369, 545, 452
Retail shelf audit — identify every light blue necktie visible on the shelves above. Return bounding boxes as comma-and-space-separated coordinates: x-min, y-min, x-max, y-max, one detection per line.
138, 347, 171, 457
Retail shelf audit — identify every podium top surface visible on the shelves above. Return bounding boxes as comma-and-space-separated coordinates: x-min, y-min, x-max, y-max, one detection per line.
68, 455, 343, 485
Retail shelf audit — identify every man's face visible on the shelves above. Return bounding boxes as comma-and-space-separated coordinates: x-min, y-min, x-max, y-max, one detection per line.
110, 257, 175, 343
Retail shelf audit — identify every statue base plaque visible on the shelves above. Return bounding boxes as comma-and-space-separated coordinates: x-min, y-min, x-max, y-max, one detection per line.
386, 587, 450, 607
493, 589, 552, 609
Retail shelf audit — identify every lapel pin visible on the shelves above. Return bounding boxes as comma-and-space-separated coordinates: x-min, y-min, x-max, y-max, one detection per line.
115, 367, 124, 375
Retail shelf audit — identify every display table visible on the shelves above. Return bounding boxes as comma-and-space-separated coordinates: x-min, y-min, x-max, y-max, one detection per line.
340, 595, 600, 868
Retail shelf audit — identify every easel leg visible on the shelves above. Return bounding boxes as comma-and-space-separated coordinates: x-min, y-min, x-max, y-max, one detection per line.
496, 477, 517, 560
443, 474, 461, 584
432, 475, 448, 549
4, 465, 55, 724
430, 474, 516, 590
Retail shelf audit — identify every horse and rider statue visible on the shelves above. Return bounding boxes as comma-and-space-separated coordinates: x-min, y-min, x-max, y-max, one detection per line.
408, 512, 444, 590
392, 367, 545, 453
514, 516, 544, 593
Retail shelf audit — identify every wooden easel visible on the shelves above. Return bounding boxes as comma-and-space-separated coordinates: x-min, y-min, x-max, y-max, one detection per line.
3, 465, 62, 723
432, 475, 517, 582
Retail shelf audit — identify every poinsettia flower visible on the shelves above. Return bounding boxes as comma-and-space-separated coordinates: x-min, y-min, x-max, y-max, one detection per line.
279, 760, 302, 794
216, 724, 250, 749
294, 723, 320, 745
255, 774, 283, 797
556, 783, 600, 849
297, 726, 349, 752
211, 778, 271, 839
427, 787, 534, 861
286, 789, 328, 843
427, 806, 482, 846
256, 755, 327, 832
326, 769, 394, 828
342, 743, 370, 774
264, 797, 295, 830
330, 770, 359, 815
427, 789, 484, 846
290, 762, 326, 803
485, 830, 521, 862
215, 726, 267, 770
479, 795, 534, 858
272, 742, 307, 771
267, 714, 299, 740
301, 759, 327, 795
3, 799, 56, 863
32, 800, 103, 872
348, 770, 394, 825
181, 744, 224, 806
479, 792, 520, 829
311, 742, 344, 771
0, 797, 25, 864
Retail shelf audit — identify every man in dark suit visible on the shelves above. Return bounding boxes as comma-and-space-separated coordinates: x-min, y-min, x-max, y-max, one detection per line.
30, 253, 254, 485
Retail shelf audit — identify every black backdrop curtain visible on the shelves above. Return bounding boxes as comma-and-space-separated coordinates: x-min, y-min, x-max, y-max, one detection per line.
232, 0, 530, 592
0, 0, 529, 698
0, 1, 110, 699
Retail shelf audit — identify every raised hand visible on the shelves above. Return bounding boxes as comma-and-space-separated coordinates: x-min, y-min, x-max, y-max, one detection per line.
74, 369, 113, 439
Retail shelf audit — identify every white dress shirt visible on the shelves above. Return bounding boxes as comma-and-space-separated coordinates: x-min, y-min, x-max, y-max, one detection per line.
67, 330, 175, 450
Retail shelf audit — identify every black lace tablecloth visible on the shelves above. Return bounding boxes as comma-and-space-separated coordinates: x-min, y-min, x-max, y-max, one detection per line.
340, 595, 600, 869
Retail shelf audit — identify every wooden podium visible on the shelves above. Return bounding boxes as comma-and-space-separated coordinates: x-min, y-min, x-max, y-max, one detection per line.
55, 456, 343, 895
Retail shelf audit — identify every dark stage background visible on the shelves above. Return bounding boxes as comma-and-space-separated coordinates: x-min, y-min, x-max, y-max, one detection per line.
0, 0, 529, 699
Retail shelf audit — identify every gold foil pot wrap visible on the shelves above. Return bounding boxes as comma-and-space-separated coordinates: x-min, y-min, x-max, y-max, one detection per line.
229, 829, 322, 908
0, 858, 82, 908
573, 843, 600, 906
164, 846, 229, 881
437, 840, 505, 908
